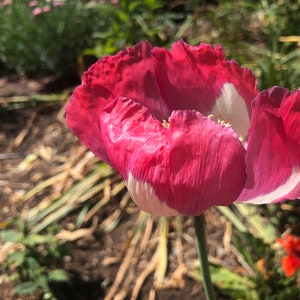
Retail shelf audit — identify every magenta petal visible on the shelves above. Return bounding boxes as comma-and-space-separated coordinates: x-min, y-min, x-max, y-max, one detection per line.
237, 87, 300, 204
99, 97, 167, 179
66, 41, 171, 163
66, 41, 258, 164
100, 97, 246, 216
66, 84, 112, 163
165, 110, 246, 215
281, 89, 300, 144
153, 41, 258, 115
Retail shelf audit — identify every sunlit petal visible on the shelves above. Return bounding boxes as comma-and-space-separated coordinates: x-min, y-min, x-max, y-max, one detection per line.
99, 97, 246, 215
237, 87, 300, 204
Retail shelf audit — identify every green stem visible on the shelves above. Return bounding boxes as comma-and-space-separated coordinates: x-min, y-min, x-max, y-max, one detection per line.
193, 214, 216, 300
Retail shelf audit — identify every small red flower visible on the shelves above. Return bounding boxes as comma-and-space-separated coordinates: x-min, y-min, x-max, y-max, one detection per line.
277, 234, 300, 277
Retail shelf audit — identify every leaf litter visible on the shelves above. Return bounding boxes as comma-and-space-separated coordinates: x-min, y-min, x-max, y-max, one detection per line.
0, 77, 283, 299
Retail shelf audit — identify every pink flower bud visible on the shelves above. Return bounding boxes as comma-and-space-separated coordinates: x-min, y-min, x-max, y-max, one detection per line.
28, 0, 38, 7
42, 5, 51, 13
32, 7, 42, 15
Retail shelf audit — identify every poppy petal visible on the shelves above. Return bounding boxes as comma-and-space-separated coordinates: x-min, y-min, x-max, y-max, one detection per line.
282, 256, 297, 277
66, 41, 258, 164
152, 41, 258, 116
66, 83, 112, 163
100, 97, 246, 216
209, 82, 251, 139
237, 87, 300, 204
66, 41, 170, 163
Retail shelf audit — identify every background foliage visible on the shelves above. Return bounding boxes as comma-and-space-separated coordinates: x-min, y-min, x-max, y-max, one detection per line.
1, 0, 300, 299
0, 0, 300, 88
0, 0, 176, 77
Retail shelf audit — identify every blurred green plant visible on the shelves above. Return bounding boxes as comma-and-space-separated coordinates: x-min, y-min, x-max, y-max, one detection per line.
0, 0, 177, 77
202, 0, 300, 43
184, 0, 300, 90
256, 39, 300, 90
260, 0, 300, 38
83, 0, 177, 58
1, 1, 300, 298
0, 0, 100, 76
0, 218, 70, 300
204, 0, 260, 43
190, 204, 300, 299
231, 232, 300, 300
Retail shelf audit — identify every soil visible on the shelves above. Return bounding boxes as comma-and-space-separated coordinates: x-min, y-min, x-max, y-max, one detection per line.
0, 74, 284, 300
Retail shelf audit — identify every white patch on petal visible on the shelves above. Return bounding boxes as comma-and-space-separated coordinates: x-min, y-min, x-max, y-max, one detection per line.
237, 168, 300, 204
210, 83, 250, 139
126, 173, 181, 217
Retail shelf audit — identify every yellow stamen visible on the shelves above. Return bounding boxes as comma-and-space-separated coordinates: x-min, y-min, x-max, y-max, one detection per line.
239, 135, 245, 143
207, 114, 231, 128
208, 114, 246, 145
162, 117, 171, 128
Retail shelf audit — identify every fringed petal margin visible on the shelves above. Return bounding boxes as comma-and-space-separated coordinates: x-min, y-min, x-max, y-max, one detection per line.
66, 40, 258, 165
153, 41, 258, 116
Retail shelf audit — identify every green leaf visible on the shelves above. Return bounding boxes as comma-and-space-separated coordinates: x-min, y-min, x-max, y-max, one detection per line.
192, 265, 258, 300
7, 251, 26, 267
13, 281, 39, 295
0, 229, 22, 243
235, 204, 276, 244
6, 273, 20, 283
27, 256, 41, 271
210, 266, 258, 300
37, 275, 50, 292
48, 269, 69, 282
174, 15, 194, 40
25, 233, 49, 246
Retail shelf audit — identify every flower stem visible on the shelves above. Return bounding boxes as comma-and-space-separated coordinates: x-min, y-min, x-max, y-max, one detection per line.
193, 214, 216, 300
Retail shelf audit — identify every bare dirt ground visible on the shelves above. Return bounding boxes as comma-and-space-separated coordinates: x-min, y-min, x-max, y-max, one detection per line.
0, 75, 259, 300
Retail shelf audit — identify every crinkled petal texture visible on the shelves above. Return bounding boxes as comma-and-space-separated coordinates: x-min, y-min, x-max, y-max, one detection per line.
66, 40, 257, 164
66, 40, 259, 216
100, 97, 246, 216
237, 87, 300, 204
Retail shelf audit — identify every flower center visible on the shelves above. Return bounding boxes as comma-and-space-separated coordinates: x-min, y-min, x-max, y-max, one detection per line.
208, 83, 251, 145
162, 117, 170, 128
207, 114, 245, 144
207, 114, 232, 128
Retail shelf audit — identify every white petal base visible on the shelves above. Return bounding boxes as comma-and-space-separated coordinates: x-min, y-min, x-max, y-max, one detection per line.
237, 167, 300, 204
210, 83, 250, 139
126, 173, 181, 216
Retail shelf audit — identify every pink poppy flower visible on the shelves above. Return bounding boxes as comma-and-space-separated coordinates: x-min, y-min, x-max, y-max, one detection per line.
42, 5, 51, 13
66, 40, 300, 216
32, 7, 42, 15
52, 1, 63, 7
28, 0, 38, 7
1, 0, 12, 6
236, 87, 300, 204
